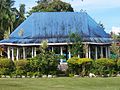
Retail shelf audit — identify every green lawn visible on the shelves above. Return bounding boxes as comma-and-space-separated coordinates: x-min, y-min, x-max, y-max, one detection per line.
0, 77, 120, 90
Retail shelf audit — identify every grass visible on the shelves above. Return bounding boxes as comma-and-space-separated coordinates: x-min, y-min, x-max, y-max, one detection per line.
0, 77, 120, 90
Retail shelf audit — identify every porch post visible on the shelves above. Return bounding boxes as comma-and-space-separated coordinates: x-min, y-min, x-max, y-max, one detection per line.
68, 48, 71, 59
34, 47, 36, 57
7, 47, 10, 59
106, 46, 108, 58
11, 47, 14, 61
86, 44, 89, 58
95, 46, 98, 60
88, 45, 91, 58
23, 47, 26, 59
60, 47, 63, 63
32, 47, 34, 58
16, 47, 19, 61
52, 47, 54, 52
100, 46, 103, 58
108, 46, 110, 58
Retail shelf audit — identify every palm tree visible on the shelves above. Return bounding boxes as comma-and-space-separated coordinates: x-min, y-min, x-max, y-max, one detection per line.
13, 4, 25, 29
0, 0, 15, 39
4, 4, 26, 39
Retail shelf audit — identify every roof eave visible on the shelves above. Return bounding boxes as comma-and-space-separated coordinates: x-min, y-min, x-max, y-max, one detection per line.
0, 42, 111, 46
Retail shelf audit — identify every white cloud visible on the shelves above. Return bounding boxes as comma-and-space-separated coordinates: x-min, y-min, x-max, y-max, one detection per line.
111, 27, 120, 35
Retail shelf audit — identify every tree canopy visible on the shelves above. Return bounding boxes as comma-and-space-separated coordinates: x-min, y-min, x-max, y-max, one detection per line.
28, 0, 74, 14
69, 33, 83, 57
0, 0, 15, 39
0, 0, 25, 40
110, 33, 120, 60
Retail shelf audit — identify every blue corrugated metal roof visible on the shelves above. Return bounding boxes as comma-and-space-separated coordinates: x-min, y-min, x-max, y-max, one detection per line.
0, 12, 111, 44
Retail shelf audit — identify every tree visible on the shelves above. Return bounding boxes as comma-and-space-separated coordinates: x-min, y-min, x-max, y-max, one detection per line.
0, 0, 15, 39
36, 0, 53, 3
28, 0, 74, 15
13, 4, 26, 30
0, 1, 25, 39
111, 33, 120, 60
4, 9, 16, 39
39, 40, 60, 75
28, 40, 60, 75
69, 33, 83, 57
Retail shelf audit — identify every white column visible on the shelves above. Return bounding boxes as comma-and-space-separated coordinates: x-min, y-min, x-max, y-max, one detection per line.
34, 47, 36, 57
95, 46, 98, 60
16, 47, 19, 61
52, 47, 54, 52
89, 45, 91, 58
32, 47, 34, 58
23, 47, 26, 59
60, 47, 63, 63
101, 46, 103, 58
106, 47, 108, 58
78, 54, 80, 58
7, 47, 10, 59
86, 44, 88, 58
11, 47, 14, 61
68, 50, 71, 59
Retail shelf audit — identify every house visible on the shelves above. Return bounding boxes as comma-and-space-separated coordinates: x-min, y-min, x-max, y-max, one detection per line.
0, 12, 111, 63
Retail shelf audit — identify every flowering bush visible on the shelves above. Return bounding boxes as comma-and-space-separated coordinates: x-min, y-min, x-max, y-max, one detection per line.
77, 58, 93, 65
67, 57, 93, 76
67, 57, 79, 75
67, 57, 79, 65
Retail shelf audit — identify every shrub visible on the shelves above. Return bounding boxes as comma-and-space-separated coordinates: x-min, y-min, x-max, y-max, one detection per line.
117, 59, 120, 73
77, 58, 93, 65
14, 60, 28, 76
28, 56, 42, 73
67, 57, 79, 65
67, 57, 93, 76
0, 58, 14, 68
69, 73, 74, 77
77, 58, 93, 76
0, 58, 15, 75
117, 59, 120, 67
14, 60, 28, 68
27, 72, 34, 77
95, 58, 115, 66
39, 51, 59, 75
67, 57, 79, 75
33, 72, 42, 77
95, 58, 115, 76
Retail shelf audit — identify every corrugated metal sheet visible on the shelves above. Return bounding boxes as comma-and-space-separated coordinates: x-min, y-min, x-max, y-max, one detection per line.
0, 12, 111, 44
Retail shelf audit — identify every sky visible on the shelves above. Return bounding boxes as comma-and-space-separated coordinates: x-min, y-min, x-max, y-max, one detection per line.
14, 0, 120, 34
